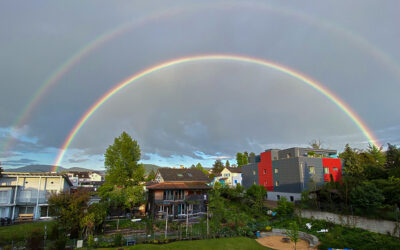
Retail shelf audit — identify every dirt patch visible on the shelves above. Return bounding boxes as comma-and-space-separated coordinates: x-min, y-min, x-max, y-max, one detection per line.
256, 235, 315, 250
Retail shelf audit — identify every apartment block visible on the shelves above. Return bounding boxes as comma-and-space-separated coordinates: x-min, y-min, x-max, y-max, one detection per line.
242, 147, 342, 202
0, 172, 72, 221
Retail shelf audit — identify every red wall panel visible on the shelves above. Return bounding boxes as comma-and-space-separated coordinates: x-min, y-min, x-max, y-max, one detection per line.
322, 158, 342, 182
258, 151, 274, 191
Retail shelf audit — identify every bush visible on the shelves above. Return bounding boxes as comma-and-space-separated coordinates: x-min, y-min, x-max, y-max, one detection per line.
87, 235, 95, 248
113, 233, 124, 247
49, 236, 67, 250
277, 197, 294, 217
26, 228, 43, 250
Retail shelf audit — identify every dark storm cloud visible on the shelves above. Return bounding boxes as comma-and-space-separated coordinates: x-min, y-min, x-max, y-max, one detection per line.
0, 0, 399, 167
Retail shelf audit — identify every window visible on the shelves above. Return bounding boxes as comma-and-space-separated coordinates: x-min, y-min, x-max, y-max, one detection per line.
274, 157, 277, 160
263, 169, 266, 174
287, 153, 291, 158
0, 190, 10, 203
309, 166, 315, 175
277, 195, 280, 200
253, 181, 256, 184
234, 180, 237, 184
290, 196, 294, 202
253, 171, 256, 175
274, 168, 278, 174
333, 168, 338, 171
275, 181, 279, 186
323, 168, 329, 174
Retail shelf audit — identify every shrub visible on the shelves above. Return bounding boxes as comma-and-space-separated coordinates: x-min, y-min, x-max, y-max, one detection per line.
87, 234, 95, 248
113, 233, 124, 247
277, 197, 294, 217
26, 228, 43, 250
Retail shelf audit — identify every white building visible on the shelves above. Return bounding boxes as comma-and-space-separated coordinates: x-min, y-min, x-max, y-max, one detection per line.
214, 167, 242, 187
0, 172, 72, 221
66, 171, 103, 188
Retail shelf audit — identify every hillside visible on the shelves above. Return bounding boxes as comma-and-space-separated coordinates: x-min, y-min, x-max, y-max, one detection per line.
3, 164, 161, 175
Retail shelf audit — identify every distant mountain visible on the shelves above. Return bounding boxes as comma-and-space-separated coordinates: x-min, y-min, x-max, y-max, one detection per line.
4, 164, 66, 173
143, 164, 160, 175
4, 164, 161, 175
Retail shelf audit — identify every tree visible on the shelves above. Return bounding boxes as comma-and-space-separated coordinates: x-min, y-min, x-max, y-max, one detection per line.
236, 153, 244, 167
225, 160, 230, 168
190, 164, 196, 169
285, 222, 300, 250
386, 143, 400, 171
212, 159, 224, 174
339, 144, 363, 176
350, 181, 384, 211
309, 139, 322, 149
192, 162, 209, 175
146, 169, 156, 181
245, 184, 267, 213
277, 197, 294, 217
249, 152, 256, 158
48, 190, 90, 238
104, 132, 145, 187
100, 132, 145, 214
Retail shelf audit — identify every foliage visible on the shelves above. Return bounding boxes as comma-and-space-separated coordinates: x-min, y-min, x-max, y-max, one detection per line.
113, 233, 124, 246
310, 139, 322, 149
100, 131, 145, 214
245, 184, 267, 212
285, 222, 299, 249
104, 131, 144, 187
26, 228, 43, 250
147, 169, 156, 181
236, 152, 249, 167
191, 162, 209, 175
212, 159, 224, 174
386, 143, 400, 170
48, 189, 90, 238
277, 197, 294, 217
350, 181, 385, 210
225, 160, 230, 168
340, 144, 363, 176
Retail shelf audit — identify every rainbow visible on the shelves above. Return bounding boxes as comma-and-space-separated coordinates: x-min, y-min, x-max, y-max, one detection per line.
2, 1, 398, 158
52, 54, 380, 171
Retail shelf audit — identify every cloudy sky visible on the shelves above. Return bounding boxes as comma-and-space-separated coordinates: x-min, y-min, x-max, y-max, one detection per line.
1, 0, 399, 170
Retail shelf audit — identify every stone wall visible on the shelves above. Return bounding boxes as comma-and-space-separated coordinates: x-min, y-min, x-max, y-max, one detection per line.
298, 209, 400, 237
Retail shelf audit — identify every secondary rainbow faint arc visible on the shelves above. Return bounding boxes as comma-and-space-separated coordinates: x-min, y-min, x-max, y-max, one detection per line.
5, 1, 397, 158
52, 54, 380, 170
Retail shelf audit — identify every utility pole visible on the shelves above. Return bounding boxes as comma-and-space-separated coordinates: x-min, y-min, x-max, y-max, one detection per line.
186, 205, 189, 237
165, 207, 168, 239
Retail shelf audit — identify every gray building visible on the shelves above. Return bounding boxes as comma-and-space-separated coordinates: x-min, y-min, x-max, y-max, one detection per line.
242, 147, 342, 202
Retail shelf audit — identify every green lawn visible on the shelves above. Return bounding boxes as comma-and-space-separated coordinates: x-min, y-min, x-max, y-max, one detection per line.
103, 237, 269, 250
0, 220, 56, 246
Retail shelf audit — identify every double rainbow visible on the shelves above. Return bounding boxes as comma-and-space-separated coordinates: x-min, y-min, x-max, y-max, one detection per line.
52, 54, 379, 171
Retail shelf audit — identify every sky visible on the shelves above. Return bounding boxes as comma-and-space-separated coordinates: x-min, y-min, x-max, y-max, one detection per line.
0, 0, 399, 170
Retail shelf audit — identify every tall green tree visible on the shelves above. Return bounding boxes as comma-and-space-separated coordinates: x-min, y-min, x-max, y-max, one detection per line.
104, 132, 144, 186
146, 169, 156, 181
225, 160, 230, 168
236, 152, 243, 167
285, 222, 300, 250
212, 159, 224, 174
100, 132, 145, 214
350, 181, 384, 211
339, 144, 363, 176
386, 144, 400, 169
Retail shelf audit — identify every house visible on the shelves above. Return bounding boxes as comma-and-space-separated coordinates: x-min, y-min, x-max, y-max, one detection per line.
66, 171, 104, 191
146, 168, 211, 220
242, 147, 342, 202
0, 172, 73, 221
213, 167, 242, 187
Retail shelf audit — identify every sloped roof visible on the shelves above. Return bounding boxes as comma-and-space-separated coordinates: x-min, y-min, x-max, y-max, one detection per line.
157, 168, 210, 182
226, 167, 242, 173
146, 182, 211, 190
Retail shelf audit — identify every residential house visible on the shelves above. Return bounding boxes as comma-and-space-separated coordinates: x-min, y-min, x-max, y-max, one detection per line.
146, 168, 211, 219
66, 171, 104, 191
0, 172, 72, 221
213, 167, 242, 187
242, 147, 342, 202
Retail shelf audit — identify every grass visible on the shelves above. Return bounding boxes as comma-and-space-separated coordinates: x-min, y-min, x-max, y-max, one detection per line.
102, 237, 270, 250
0, 220, 56, 246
